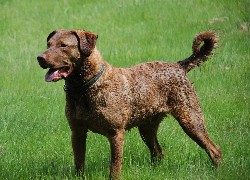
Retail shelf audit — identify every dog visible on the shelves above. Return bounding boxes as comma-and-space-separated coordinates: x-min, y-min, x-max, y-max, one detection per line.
37, 29, 222, 179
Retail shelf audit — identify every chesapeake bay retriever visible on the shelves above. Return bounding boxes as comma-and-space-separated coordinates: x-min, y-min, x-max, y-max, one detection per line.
37, 29, 222, 179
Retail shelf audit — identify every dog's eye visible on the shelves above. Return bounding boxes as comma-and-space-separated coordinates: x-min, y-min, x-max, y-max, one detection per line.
61, 44, 67, 48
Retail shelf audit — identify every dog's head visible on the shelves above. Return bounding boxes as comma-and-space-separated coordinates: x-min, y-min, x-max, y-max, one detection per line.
37, 29, 98, 82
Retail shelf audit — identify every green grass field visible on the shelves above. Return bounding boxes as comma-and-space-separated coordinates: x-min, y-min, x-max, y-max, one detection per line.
0, 0, 249, 179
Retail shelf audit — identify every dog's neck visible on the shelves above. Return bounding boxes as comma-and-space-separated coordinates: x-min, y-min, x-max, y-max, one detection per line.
64, 48, 106, 91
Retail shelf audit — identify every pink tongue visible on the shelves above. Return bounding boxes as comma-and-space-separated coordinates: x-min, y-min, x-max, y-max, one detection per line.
45, 69, 62, 82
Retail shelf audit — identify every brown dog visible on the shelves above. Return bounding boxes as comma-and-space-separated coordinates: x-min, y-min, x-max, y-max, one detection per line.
37, 30, 222, 179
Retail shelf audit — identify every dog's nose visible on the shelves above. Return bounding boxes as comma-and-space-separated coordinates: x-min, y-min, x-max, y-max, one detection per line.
37, 56, 46, 62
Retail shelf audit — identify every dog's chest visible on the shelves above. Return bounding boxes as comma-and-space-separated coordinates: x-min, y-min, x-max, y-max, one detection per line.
66, 96, 93, 120
65, 96, 114, 134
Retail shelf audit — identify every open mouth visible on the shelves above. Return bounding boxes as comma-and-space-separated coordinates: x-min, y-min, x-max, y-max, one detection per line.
45, 66, 72, 82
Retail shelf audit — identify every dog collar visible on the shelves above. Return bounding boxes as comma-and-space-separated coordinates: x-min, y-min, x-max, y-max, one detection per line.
64, 64, 105, 92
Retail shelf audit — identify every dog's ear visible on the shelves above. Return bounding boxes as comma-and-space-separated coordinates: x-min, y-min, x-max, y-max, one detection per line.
47, 30, 57, 42
73, 30, 98, 57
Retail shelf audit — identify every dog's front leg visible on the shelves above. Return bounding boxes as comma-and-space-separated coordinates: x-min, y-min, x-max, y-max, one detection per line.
108, 129, 125, 180
71, 128, 87, 175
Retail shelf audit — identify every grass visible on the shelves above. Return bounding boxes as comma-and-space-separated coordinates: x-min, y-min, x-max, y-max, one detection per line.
0, 0, 249, 179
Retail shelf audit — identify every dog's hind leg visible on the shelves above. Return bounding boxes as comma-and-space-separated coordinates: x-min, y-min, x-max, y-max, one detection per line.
138, 114, 165, 163
170, 89, 222, 166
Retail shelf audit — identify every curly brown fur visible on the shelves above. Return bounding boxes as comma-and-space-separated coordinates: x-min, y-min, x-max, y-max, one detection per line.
37, 30, 222, 179
178, 31, 218, 72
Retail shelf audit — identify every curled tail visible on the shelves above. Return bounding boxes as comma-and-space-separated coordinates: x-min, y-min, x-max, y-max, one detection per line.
178, 31, 218, 73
